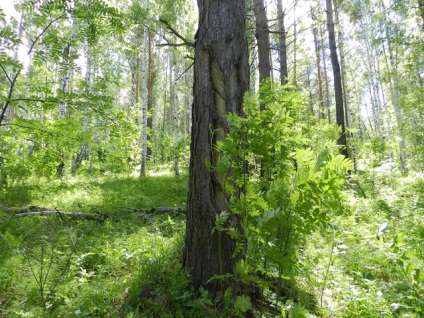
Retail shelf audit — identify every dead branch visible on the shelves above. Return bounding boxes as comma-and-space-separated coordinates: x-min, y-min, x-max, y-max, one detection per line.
1, 206, 187, 221
159, 18, 194, 48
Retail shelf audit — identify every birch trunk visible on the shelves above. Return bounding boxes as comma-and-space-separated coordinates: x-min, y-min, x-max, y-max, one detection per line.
57, 16, 76, 177
171, 45, 179, 177
73, 41, 93, 173
147, 32, 154, 159
380, 1, 408, 172
311, 8, 325, 120
320, 26, 331, 123
140, 0, 149, 177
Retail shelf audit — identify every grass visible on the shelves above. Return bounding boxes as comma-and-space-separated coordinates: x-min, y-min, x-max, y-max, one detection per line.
0, 166, 199, 318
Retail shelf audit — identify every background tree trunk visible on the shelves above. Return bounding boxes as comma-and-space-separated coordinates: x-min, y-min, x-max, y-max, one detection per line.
311, 8, 325, 119
183, 0, 249, 296
277, 0, 288, 85
140, 0, 149, 176
326, 0, 348, 158
253, 0, 271, 89
320, 27, 331, 124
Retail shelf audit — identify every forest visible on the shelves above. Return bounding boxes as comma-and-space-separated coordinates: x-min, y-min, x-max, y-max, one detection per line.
0, 0, 423, 317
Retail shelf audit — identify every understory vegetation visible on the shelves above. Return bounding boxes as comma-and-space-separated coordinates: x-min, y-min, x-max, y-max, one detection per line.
1, 87, 423, 317
1, 163, 423, 317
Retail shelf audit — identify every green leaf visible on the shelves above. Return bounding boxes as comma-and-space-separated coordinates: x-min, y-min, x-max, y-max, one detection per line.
223, 287, 232, 308
401, 250, 414, 260
405, 262, 414, 276
392, 233, 404, 248
314, 149, 330, 172
234, 295, 251, 313
414, 269, 423, 285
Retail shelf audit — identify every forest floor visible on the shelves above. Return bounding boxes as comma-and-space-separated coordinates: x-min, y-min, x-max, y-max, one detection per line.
0, 162, 423, 317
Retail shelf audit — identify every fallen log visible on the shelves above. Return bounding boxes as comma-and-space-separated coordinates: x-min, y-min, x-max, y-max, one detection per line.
1, 206, 186, 221
115, 206, 187, 214
0, 206, 50, 213
14, 211, 108, 221
150, 207, 186, 214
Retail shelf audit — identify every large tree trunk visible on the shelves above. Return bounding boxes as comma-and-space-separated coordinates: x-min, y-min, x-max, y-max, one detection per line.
326, 0, 348, 158
183, 0, 249, 296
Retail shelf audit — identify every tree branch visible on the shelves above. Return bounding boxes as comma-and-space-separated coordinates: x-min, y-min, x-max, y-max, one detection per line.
175, 62, 194, 81
157, 42, 188, 47
0, 14, 66, 125
159, 18, 194, 48
0, 123, 83, 141
0, 63, 12, 84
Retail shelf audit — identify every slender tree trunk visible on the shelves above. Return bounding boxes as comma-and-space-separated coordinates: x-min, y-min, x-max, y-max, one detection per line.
140, 0, 149, 177
311, 7, 325, 120
73, 41, 92, 173
380, 1, 408, 172
277, 0, 288, 85
326, 0, 348, 158
147, 32, 155, 158
57, 18, 76, 177
253, 0, 271, 92
134, 56, 140, 113
336, 8, 357, 171
184, 0, 249, 295
171, 45, 179, 177
246, 0, 258, 92
320, 26, 331, 123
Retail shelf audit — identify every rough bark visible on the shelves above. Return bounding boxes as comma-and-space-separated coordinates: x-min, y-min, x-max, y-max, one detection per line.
253, 0, 271, 88
184, 0, 249, 295
326, 0, 348, 158
277, 0, 288, 85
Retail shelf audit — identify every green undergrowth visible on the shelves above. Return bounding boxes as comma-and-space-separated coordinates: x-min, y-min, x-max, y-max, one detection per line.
0, 165, 188, 212
300, 163, 424, 317
1, 162, 423, 317
0, 166, 202, 317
